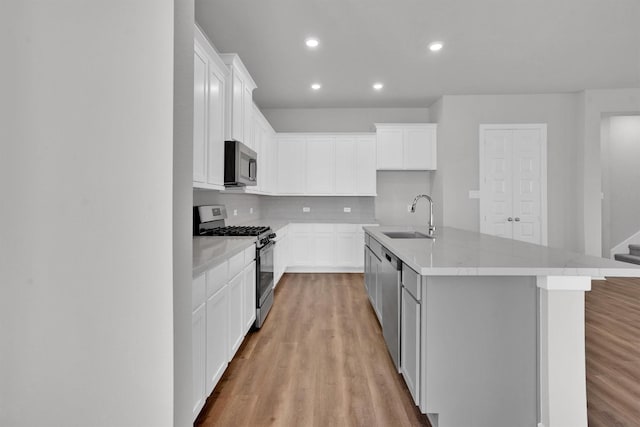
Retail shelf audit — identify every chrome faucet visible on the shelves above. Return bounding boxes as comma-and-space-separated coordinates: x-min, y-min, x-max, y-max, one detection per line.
410, 194, 436, 237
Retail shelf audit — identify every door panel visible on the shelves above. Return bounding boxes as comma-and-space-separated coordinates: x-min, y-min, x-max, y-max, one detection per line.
277, 138, 306, 194
193, 47, 208, 183
207, 66, 224, 187
306, 137, 335, 194
481, 129, 513, 239
480, 126, 545, 245
376, 128, 403, 169
335, 137, 357, 194
512, 129, 543, 244
357, 136, 377, 195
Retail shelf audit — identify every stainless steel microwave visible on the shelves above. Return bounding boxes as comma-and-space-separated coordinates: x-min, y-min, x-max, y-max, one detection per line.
224, 140, 257, 187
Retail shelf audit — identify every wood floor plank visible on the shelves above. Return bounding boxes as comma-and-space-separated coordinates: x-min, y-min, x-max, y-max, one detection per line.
196, 273, 430, 427
586, 277, 640, 427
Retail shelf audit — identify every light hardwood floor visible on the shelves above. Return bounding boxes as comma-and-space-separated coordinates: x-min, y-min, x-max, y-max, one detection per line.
196, 274, 640, 427
195, 273, 430, 427
586, 277, 640, 427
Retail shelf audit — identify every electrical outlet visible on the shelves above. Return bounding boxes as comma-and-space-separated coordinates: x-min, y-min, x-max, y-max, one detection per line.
303, 207, 311, 213
233, 209, 238, 216
343, 207, 351, 213
250, 207, 254, 214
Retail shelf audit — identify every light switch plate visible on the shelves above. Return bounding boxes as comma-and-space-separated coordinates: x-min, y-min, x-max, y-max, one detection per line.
250, 207, 254, 214
407, 205, 412, 212
303, 207, 311, 213
233, 209, 238, 216
343, 207, 351, 213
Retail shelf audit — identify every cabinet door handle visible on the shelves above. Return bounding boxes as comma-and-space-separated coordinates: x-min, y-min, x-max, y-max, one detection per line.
507, 217, 513, 222
514, 217, 520, 222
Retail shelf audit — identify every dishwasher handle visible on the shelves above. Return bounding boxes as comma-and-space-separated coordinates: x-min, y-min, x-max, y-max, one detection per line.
382, 248, 401, 270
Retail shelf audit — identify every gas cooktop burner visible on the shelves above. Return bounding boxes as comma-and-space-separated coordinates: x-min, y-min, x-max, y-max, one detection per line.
201, 226, 271, 237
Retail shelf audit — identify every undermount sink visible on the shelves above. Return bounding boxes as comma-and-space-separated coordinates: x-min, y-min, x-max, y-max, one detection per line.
382, 231, 434, 239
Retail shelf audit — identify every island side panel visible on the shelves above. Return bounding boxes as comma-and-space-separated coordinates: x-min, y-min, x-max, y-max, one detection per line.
423, 276, 538, 427
537, 276, 590, 427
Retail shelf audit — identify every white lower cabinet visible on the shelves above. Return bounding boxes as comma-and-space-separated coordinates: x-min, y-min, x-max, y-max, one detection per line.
191, 300, 206, 420
227, 271, 244, 360
191, 245, 256, 422
205, 286, 228, 395
288, 223, 376, 272
401, 286, 421, 405
243, 261, 256, 332
314, 224, 335, 266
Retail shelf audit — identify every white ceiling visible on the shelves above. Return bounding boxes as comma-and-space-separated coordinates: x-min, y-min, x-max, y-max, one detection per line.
195, 0, 640, 109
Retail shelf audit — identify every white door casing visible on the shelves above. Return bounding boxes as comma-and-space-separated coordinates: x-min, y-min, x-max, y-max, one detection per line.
480, 124, 547, 245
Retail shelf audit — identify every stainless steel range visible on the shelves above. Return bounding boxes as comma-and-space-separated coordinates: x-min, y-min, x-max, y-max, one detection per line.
194, 205, 276, 328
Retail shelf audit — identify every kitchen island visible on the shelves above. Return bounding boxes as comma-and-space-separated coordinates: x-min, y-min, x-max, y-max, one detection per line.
363, 225, 640, 427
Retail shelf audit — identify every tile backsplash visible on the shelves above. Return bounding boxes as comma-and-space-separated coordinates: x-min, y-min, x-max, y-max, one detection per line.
261, 196, 375, 222
193, 190, 262, 225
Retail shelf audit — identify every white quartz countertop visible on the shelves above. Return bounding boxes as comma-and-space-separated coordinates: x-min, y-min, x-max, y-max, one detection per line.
192, 218, 379, 277
364, 225, 640, 277
192, 236, 255, 278
241, 218, 378, 233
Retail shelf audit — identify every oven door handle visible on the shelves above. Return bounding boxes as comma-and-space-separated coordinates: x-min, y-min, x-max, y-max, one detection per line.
258, 240, 275, 252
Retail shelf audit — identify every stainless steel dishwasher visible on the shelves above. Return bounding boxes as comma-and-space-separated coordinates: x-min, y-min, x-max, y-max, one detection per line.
379, 247, 402, 371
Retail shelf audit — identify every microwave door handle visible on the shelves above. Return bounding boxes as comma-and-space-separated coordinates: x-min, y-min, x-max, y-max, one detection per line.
249, 159, 257, 181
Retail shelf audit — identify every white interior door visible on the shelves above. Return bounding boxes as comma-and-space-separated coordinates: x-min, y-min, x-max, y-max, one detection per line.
480, 129, 514, 239
512, 129, 545, 244
480, 125, 547, 245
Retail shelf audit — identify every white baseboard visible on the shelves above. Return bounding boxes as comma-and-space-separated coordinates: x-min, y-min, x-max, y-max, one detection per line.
285, 266, 364, 273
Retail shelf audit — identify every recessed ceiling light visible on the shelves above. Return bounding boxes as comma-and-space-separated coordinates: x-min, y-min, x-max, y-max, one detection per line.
429, 41, 443, 52
373, 83, 384, 90
311, 83, 322, 90
305, 38, 319, 48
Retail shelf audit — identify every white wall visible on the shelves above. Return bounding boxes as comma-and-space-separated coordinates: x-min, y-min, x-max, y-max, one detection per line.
579, 89, 640, 256
432, 94, 581, 251
263, 107, 430, 133
1, 2, 175, 426
262, 107, 433, 225
375, 171, 435, 226
173, 0, 195, 425
602, 115, 640, 254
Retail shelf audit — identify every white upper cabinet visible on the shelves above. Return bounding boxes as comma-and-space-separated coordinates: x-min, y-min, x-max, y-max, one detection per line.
193, 26, 228, 190
277, 136, 307, 195
376, 127, 404, 169
276, 133, 376, 196
246, 105, 276, 195
375, 123, 437, 170
306, 137, 335, 194
335, 136, 358, 194
356, 135, 377, 195
193, 44, 208, 185
219, 54, 256, 146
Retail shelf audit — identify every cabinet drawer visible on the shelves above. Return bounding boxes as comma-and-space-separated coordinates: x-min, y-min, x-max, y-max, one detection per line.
335, 223, 358, 233
206, 261, 227, 298
369, 237, 382, 260
228, 251, 245, 280
192, 274, 206, 311
244, 245, 255, 263
314, 223, 334, 233
402, 264, 421, 301
290, 223, 312, 233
